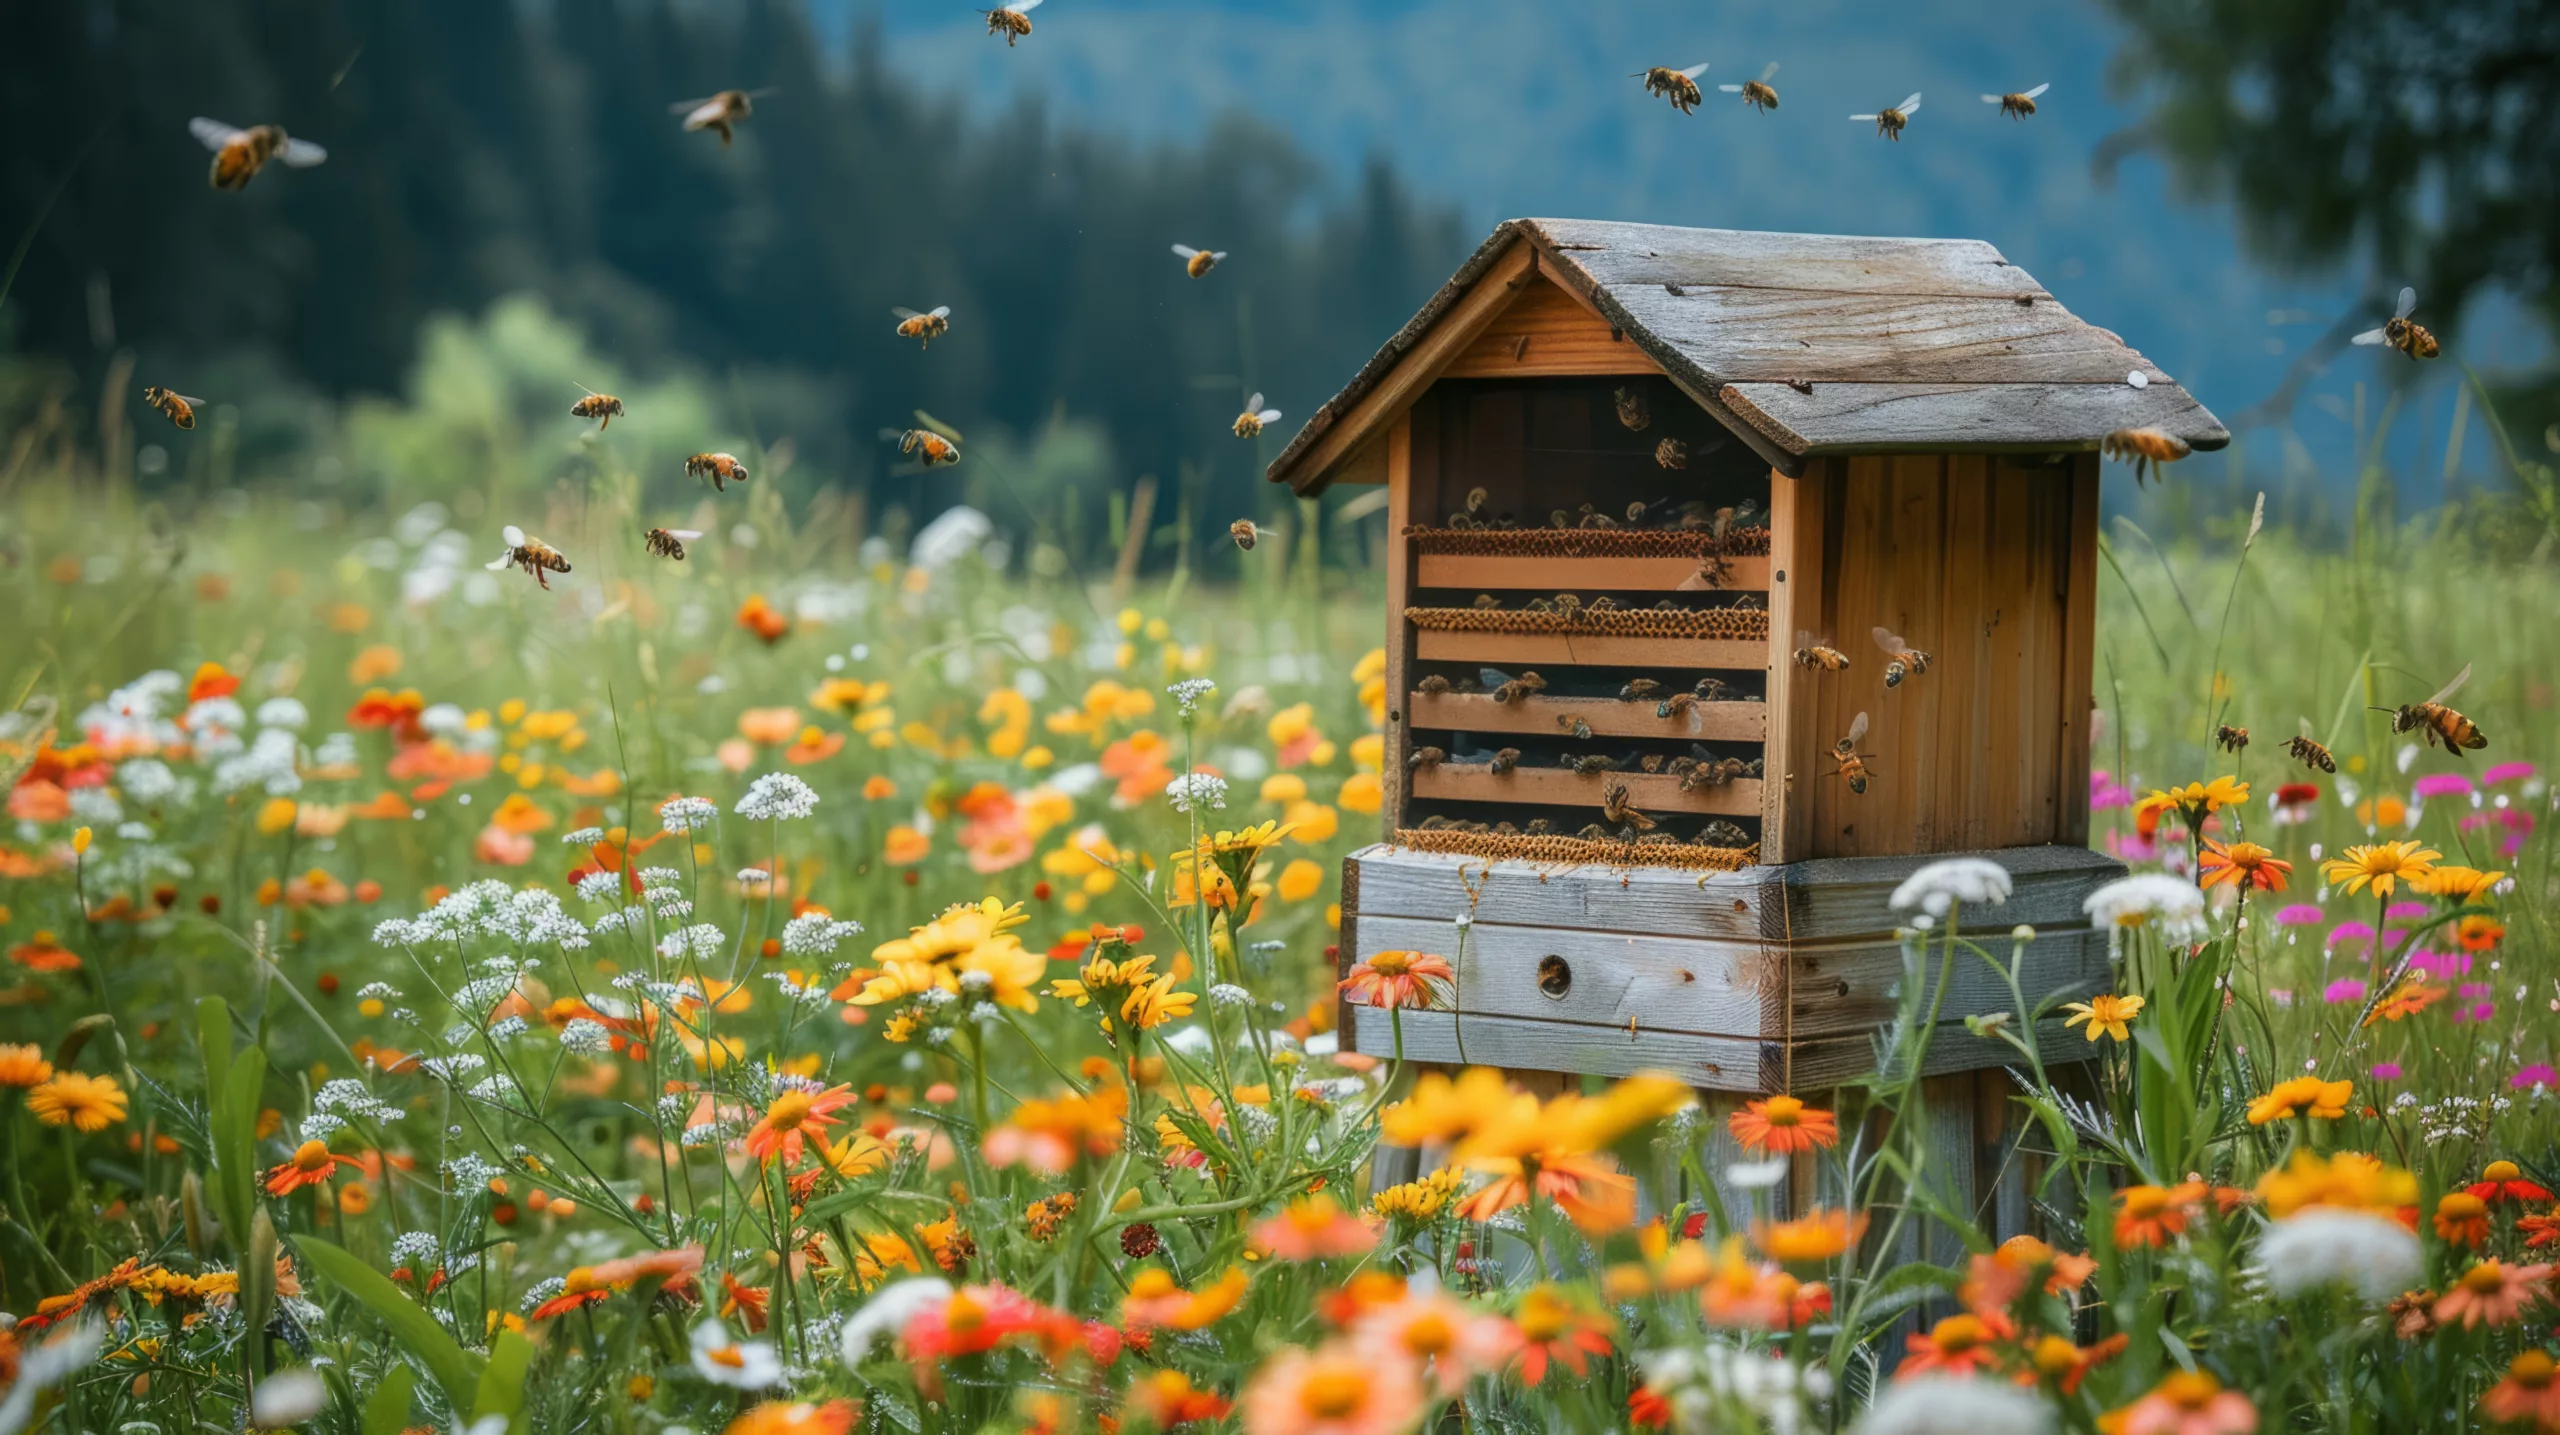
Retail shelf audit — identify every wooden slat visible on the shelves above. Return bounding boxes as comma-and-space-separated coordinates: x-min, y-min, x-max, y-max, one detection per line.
1349, 843, 1772, 942
1717, 380, 2228, 457
1382, 414, 1418, 831
1414, 631, 1768, 669
1530, 220, 2046, 300
1411, 764, 1762, 817
1761, 461, 1831, 863
1779, 844, 2122, 939
1599, 286, 2162, 386
1441, 277, 1662, 378
1407, 691, 1766, 743
1416, 553, 1770, 592
2055, 455, 2101, 844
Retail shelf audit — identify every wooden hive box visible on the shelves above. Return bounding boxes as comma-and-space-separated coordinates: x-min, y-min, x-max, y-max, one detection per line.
1268, 218, 2228, 1107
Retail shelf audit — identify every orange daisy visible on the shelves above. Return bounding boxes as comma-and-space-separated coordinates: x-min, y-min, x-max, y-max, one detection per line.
741, 1083, 856, 1167
1898, 1310, 2014, 1379
2198, 840, 2291, 892
2434, 1192, 2492, 1247
1728, 1095, 1837, 1155
2468, 1160, 2556, 1207
264, 1139, 359, 1194
2114, 1183, 2201, 1249
1509, 1285, 1614, 1387
2482, 1350, 2560, 1431
1337, 950, 1454, 1011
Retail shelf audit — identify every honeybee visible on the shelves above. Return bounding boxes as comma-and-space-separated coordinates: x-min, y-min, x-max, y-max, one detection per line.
1415, 674, 1452, 696
1831, 711, 1874, 795
892, 306, 951, 347
1657, 693, 1695, 719
1601, 780, 1656, 832
2375, 663, 2487, 755
1489, 748, 1521, 775
1233, 393, 1283, 439
1693, 676, 1734, 702
1570, 753, 1619, 775
1850, 93, 1923, 140
1406, 746, 1447, 771
1872, 628, 1933, 687
571, 385, 625, 430
1229, 519, 1262, 551
1620, 678, 1665, 702
1981, 82, 2049, 119
1471, 593, 1502, 610
686, 452, 750, 490
1172, 244, 1228, 278
486, 525, 571, 591
2101, 426, 2191, 486
1557, 713, 1595, 741
1655, 437, 1689, 470
1614, 386, 1651, 431
980, 0, 1041, 45
1698, 820, 1753, 848
1636, 63, 1711, 113
1682, 757, 1745, 791
643, 527, 703, 561
670, 89, 774, 146
1718, 62, 1782, 112
1794, 631, 1850, 671
189, 118, 326, 190
140, 387, 203, 430
1483, 668, 1547, 704
2285, 728, 2339, 774
883, 429, 961, 467
2351, 286, 2441, 361
2214, 724, 2249, 754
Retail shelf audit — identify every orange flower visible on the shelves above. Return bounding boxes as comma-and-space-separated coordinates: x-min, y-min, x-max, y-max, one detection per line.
2482, 1350, 2560, 1431
1508, 1285, 1613, 1387
2106, 1370, 2257, 1435
489, 792, 553, 835
1250, 1195, 1379, 1262
2246, 1076, 2352, 1125
2198, 840, 2290, 892
1898, 1310, 2013, 1380
1240, 1339, 1424, 1435
737, 595, 790, 644
1338, 950, 1454, 1011
2434, 1191, 2492, 1247
784, 726, 845, 765
1126, 1369, 1234, 1428
738, 708, 802, 746
2026, 1331, 2127, 1395
2455, 913, 2506, 952
347, 644, 403, 684
723, 1401, 856, 1435
2434, 1259, 2552, 1329
0, 1044, 53, 1087
1457, 1149, 1636, 1235
1751, 1209, 1866, 1267
742, 1083, 855, 1167
1728, 1095, 1837, 1155
265, 1139, 357, 1195
8, 931, 81, 973
862, 775, 897, 801
720, 1271, 771, 1334
187, 661, 240, 702
1348, 1283, 1522, 1399
1122, 1267, 1249, 1332
884, 825, 930, 866
2113, 1183, 2201, 1248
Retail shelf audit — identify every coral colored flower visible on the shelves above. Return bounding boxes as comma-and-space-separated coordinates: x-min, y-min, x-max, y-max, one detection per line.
736, 595, 790, 644
1349, 1283, 1520, 1399
743, 1083, 855, 1167
1240, 1339, 1424, 1435
27, 1071, 127, 1131
9, 931, 81, 973
2434, 1192, 2492, 1247
264, 1139, 357, 1194
2029, 1332, 2128, 1395
738, 708, 802, 745
1897, 1310, 2014, 1379
1753, 1208, 1866, 1266
2434, 1259, 2552, 1329
475, 824, 536, 866
1339, 950, 1454, 1011
2322, 841, 2440, 898
2108, 1370, 2258, 1435
2114, 1184, 2202, 1248
2469, 1160, 2555, 1207
1252, 1195, 1379, 1262
1126, 1369, 1234, 1428
722, 1401, 856, 1435
1508, 1285, 1614, 1386
1728, 1095, 1837, 1155
2199, 840, 2290, 891
2063, 992, 2145, 1042
784, 725, 844, 765
2246, 1076, 2352, 1125
0, 1045, 54, 1087
1122, 1266, 1249, 1332
2482, 1350, 2560, 1431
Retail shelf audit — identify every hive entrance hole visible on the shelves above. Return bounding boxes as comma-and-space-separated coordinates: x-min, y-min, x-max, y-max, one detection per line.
1536, 955, 1574, 1000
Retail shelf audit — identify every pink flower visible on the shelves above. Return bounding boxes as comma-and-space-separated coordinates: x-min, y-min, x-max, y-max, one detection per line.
2453, 983, 2495, 1023
2512, 1064, 2559, 1091
2460, 807, 2535, 858
2411, 950, 2472, 980
2484, 761, 2537, 785
474, 824, 535, 866
2371, 1062, 2404, 1081
2092, 771, 2135, 811
716, 738, 755, 774
2273, 904, 2324, 927
2412, 773, 2474, 799
2106, 829, 2160, 862
2384, 901, 2429, 921
2326, 922, 2376, 949
2322, 979, 2368, 1005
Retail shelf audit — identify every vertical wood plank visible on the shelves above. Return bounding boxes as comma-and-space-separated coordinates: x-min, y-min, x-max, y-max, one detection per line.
2055, 454, 2102, 845
1935, 456, 1991, 851
1762, 462, 1830, 864
1384, 412, 1419, 832
1975, 1067, 2029, 1239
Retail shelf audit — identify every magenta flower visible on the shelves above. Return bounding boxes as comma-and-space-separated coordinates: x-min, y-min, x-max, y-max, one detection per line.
2512, 1063, 2559, 1090
2326, 921, 2377, 948
2461, 807, 2535, 859
2484, 761, 2537, 785
2452, 983, 2495, 1022
2412, 772, 2473, 799
2322, 978, 2368, 1004
2091, 770, 2134, 811
2274, 903, 2324, 927
2103, 829, 2158, 862
2411, 949, 2471, 980
2371, 1062, 2404, 1081
2383, 901, 2429, 921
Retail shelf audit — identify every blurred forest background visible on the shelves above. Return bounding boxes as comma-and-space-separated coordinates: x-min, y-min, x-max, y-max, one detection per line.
4, 0, 2558, 563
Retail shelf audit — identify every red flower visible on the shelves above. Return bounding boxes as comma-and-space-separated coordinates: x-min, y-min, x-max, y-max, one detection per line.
742, 1083, 856, 1167
264, 1139, 357, 1195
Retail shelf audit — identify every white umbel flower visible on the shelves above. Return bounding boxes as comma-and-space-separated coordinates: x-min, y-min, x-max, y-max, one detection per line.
1164, 771, 1228, 813
2084, 873, 2208, 941
689, 1319, 783, 1389
1889, 858, 2014, 918
249, 1367, 329, 1428
1852, 1376, 2052, 1435
735, 773, 818, 821
2257, 1208, 2423, 1301
842, 1277, 955, 1366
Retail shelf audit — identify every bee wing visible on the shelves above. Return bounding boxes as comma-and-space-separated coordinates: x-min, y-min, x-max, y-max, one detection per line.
2351, 327, 2390, 346
280, 138, 327, 167
1171, 244, 1200, 258
2395, 285, 2418, 320
1676, 62, 1709, 79
1210, 250, 1229, 261
1981, 93, 2004, 103
878, 428, 913, 443
675, 98, 728, 128
1849, 113, 1878, 121
1760, 62, 1780, 81
502, 524, 526, 547
1899, 93, 1923, 114
1870, 626, 1908, 655
2423, 662, 2473, 707
1846, 711, 1869, 745
1479, 667, 1514, 689
1795, 628, 1815, 647
485, 552, 515, 571
928, 305, 950, 319
176, 393, 207, 405
1719, 83, 1745, 93
1244, 392, 1265, 412
669, 529, 704, 541
1008, 0, 1044, 11
188, 117, 243, 151
1256, 409, 1282, 425
2022, 82, 2050, 99
891, 307, 923, 320
668, 95, 718, 114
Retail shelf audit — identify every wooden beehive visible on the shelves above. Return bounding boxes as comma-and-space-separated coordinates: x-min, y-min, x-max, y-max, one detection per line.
1269, 218, 2228, 1096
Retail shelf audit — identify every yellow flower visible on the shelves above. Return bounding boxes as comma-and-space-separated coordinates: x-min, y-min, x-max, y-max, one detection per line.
2416, 865, 2504, 903
1338, 772, 1382, 815
1370, 1167, 1466, 1222
955, 938, 1045, 1014
2246, 1075, 2353, 1125
2321, 841, 2441, 898
1277, 859, 1325, 903
2061, 992, 2145, 1043
2255, 1149, 2418, 1217
1285, 800, 1340, 843
0, 1045, 53, 1087
1260, 774, 1309, 804
1350, 733, 1384, 772
28, 1071, 128, 1131
256, 798, 298, 835
1119, 976, 1196, 1030
1351, 648, 1387, 685
1267, 703, 1315, 747
70, 826, 91, 855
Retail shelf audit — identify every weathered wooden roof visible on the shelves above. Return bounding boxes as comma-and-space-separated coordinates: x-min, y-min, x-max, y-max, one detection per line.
1268, 217, 2229, 492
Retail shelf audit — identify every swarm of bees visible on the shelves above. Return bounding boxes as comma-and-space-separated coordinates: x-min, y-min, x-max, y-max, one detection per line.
884, 428, 960, 467
671, 89, 774, 146
980, 0, 1042, 45
2101, 427, 2191, 486
2375, 663, 2487, 755
1233, 393, 1283, 439
1719, 63, 1781, 112
2214, 724, 2249, 754
190, 119, 326, 190
486, 525, 571, 591
1831, 711, 1875, 795
2352, 287, 2441, 361
1851, 93, 1923, 141
643, 527, 703, 562
1677, 755, 1751, 791
1794, 631, 1850, 671
893, 306, 951, 348
1982, 83, 2049, 119
571, 386, 625, 430
2285, 726, 2338, 774
1229, 519, 1262, 551
1172, 244, 1228, 278
1873, 627, 1933, 687
686, 451, 751, 490
1636, 63, 1710, 113
141, 387, 202, 430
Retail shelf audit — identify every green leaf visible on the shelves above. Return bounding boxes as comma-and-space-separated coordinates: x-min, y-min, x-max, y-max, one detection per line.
296, 1235, 486, 1412
210, 1046, 267, 1248
244, 1207, 278, 1378
474, 1328, 536, 1435
197, 996, 232, 1117
361, 1363, 418, 1435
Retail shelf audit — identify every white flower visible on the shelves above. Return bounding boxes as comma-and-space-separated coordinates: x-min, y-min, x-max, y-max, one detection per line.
2084, 873, 2208, 941
1889, 858, 2013, 918
1724, 1157, 1792, 1190
249, 1367, 329, 1428
0, 1322, 105, 1434
1209, 983, 1254, 1008
255, 697, 310, 731
117, 758, 179, 803
842, 1278, 954, 1366
735, 867, 773, 885
735, 773, 818, 821
1852, 1376, 2052, 1435
782, 912, 864, 956
391, 1231, 442, 1267
561, 826, 605, 846
559, 1018, 612, 1054
1167, 678, 1217, 716
2257, 1209, 2423, 1301
660, 796, 719, 834
689, 1319, 783, 1389
910, 505, 993, 570
1163, 771, 1228, 814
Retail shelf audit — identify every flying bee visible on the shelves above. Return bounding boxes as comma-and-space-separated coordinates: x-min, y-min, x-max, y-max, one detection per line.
2351, 286, 2441, 360
1850, 92, 1923, 140
883, 428, 961, 467
2214, 724, 2249, 754
1831, 711, 1875, 795
1981, 82, 2049, 119
892, 306, 951, 348
1794, 631, 1850, 671
485, 525, 571, 591
1620, 678, 1665, 702
643, 527, 704, 561
1172, 243, 1228, 278
2101, 426, 2191, 486
2374, 662, 2487, 755
1228, 519, 1262, 551
670, 88, 775, 146
1719, 61, 1782, 112
1655, 437, 1689, 470
570, 385, 625, 430
140, 387, 203, 430
1488, 748, 1521, 775
1557, 714, 1595, 741
1635, 63, 1710, 114
979, 0, 1041, 45
1233, 393, 1282, 439
686, 451, 750, 490
1614, 385, 1651, 431
189, 118, 326, 190
1872, 627, 1934, 687
1415, 674, 1452, 696
1601, 780, 1656, 831
1406, 746, 1447, 772
2285, 728, 2339, 774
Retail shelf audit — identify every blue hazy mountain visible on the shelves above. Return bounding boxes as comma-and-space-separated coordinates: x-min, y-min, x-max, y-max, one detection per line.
830, 0, 2541, 503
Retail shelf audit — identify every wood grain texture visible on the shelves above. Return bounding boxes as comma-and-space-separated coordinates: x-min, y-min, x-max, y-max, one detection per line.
1602, 286, 2164, 386
1441, 276, 1662, 378
2055, 455, 2101, 844
1383, 413, 1419, 832
1761, 461, 1831, 863
1414, 632, 1767, 669
1416, 553, 1770, 591
1718, 380, 2228, 456
1407, 691, 1766, 743
1411, 763, 1763, 817
1528, 220, 2046, 299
